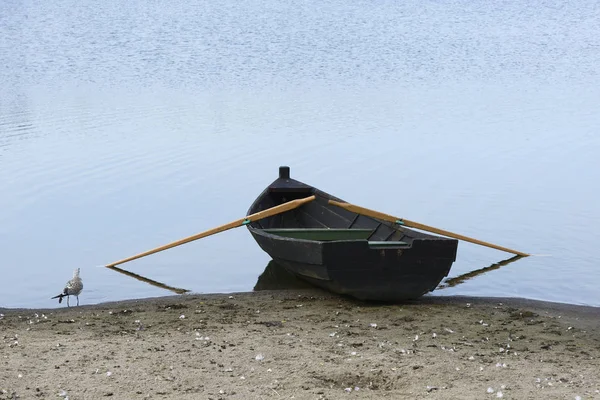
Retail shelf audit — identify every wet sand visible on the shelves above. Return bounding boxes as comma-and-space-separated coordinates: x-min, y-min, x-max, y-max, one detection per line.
1, 289, 599, 399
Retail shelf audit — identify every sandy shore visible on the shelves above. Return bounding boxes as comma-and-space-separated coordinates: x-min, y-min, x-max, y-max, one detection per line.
1, 289, 599, 399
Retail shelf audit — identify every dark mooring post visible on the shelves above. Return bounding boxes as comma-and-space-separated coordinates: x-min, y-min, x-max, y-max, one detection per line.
279, 166, 290, 179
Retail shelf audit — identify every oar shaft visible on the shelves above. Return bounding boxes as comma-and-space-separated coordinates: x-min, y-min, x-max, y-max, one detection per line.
328, 200, 529, 257
401, 218, 529, 256
106, 195, 316, 267
106, 220, 240, 267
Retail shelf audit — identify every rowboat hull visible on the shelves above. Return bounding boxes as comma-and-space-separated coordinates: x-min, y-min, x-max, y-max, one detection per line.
246, 166, 459, 302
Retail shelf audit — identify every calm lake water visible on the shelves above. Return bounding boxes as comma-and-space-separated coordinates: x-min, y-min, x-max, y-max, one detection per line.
1, 0, 599, 309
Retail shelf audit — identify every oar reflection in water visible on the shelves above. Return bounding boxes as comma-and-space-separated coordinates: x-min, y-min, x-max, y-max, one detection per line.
106, 265, 190, 295
436, 255, 526, 290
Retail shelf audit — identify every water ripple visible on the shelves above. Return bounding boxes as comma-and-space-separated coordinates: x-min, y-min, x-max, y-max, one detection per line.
1, 0, 599, 308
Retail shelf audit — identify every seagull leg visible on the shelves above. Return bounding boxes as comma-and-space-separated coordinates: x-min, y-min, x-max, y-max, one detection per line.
67, 295, 70, 307
76, 296, 79, 306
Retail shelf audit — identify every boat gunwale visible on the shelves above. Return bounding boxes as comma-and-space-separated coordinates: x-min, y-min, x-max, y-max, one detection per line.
246, 169, 459, 245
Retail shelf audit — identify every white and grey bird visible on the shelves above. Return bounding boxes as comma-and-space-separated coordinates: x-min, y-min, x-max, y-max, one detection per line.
51, 268, 83, 306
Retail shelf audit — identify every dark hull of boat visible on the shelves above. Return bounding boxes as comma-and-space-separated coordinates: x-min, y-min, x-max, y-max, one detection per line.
246, 167, 459, 302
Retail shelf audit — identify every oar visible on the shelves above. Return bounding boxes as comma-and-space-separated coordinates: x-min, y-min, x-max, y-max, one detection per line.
328, 200, 529, 257
105, 195, 316, 268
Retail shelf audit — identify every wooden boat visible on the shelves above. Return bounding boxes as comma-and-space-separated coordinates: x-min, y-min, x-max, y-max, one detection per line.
246, 166, 459, 302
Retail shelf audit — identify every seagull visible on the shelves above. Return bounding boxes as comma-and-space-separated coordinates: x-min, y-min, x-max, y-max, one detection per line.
51, 268, 83, 307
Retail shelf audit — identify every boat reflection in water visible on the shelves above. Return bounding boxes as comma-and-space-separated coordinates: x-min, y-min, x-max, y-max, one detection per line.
436, 255, 525, 290
253, 260, 316, 292
255, 255, 527, 295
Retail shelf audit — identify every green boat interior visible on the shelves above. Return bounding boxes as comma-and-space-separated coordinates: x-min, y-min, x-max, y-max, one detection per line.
262, 228, 409, 248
